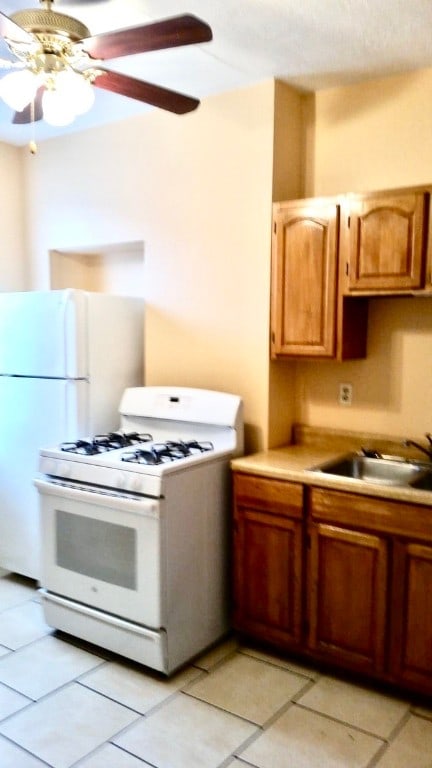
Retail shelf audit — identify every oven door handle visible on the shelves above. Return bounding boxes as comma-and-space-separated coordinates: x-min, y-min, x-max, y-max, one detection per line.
34, 477, 160, 518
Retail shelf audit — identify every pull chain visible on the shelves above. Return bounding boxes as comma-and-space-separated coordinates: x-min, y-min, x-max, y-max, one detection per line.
28, 98, 37, 155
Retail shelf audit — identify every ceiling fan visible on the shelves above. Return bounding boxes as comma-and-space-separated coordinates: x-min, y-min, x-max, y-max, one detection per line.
0, 0, 213, 127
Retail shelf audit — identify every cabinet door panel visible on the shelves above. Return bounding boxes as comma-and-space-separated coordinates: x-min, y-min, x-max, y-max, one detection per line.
233, 509, 303, 647
271, 200, 338, 357
391, 541, 432, 691
348, 192, 426, 291
308, 523, 388, 674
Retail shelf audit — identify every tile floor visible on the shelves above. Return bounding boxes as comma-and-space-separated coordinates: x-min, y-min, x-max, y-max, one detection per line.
0, 570, 431, 768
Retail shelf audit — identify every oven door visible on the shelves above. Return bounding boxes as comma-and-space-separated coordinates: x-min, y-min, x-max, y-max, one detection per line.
35, 478, 164, 628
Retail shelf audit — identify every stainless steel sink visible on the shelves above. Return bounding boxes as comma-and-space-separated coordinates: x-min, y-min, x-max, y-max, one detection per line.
409, 471, 432, 491
310, 453, 432, 488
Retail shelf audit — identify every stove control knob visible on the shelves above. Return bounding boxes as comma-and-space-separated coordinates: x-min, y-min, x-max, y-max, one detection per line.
58, 462, 71, 479
130, 477, 143, 492
115, 473, 127, 490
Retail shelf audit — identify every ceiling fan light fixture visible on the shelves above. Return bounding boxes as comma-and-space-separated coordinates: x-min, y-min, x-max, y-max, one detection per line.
41, 69, 95, 125
0, 3, 213, 127
54, 69, 94, 115
0, 68, 39, 111
42, 84, 75, 125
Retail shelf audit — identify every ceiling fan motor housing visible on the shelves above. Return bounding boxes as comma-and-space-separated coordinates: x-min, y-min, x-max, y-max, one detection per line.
10, 8, 90, 43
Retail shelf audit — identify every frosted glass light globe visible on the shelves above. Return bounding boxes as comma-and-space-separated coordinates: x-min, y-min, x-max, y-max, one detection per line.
55, 70, 95, 115
0, 70, 39, 112
42, 87, 76, 126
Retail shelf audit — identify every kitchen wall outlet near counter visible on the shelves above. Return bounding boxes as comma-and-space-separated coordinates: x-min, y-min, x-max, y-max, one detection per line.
339, 383, 353, 406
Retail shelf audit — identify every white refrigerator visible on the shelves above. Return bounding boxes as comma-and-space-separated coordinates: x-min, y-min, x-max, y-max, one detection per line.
0, 289, 144, 579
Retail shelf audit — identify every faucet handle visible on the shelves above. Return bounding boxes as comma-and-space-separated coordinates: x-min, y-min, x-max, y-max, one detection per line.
360, 447, 382, 458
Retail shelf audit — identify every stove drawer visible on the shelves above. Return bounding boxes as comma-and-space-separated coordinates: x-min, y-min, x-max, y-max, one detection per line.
40, 589, 168, 673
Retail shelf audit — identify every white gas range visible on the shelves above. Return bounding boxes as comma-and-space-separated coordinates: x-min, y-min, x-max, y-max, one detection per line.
35, 386, 243, 675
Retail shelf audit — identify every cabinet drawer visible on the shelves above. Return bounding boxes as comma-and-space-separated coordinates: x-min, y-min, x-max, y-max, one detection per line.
309, 487, 432, 540
233, 473, 303, 519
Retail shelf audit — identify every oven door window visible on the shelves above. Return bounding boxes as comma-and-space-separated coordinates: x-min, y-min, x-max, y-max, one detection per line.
56, 510, 136, 590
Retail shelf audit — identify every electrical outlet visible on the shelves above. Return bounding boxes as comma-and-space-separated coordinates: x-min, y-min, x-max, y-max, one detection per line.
339, 383, 353, 406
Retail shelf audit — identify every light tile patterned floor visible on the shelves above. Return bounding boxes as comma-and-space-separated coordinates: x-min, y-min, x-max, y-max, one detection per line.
0, 571, 431, 768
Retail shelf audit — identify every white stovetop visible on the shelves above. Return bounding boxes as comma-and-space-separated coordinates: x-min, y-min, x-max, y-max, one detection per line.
39, 422, 239, 498
38, 386, 243, 494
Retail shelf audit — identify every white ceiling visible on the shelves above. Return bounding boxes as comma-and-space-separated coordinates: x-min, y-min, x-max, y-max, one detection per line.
1, 0, 432, 146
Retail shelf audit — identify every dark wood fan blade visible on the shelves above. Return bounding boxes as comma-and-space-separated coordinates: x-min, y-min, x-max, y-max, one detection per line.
93, 69, 200, 114
81, 14, 212, 60
0, 11, 34, 44
12, 87, 44, 124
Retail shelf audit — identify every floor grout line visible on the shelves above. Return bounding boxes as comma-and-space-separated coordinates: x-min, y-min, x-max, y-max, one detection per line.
0, 731, 54, 767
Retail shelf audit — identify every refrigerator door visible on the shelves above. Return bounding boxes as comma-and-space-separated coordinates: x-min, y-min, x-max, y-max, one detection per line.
0, 289, 87, 378
0, 376, 89, 579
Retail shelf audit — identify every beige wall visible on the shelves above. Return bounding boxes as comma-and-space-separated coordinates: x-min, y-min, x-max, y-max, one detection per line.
294, 67, 432, 440
0, 143, 27, 291
268, 81, 305, 447
22, 81, 277, 452
8, 67, 432, 451
313, 68, 432, 195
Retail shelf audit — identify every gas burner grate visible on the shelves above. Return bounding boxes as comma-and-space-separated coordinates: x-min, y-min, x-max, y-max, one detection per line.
121, 440, 214, 465
60, 439, 107, 456
166, 440, 214, 454
121, 448, 173, 465
61, 432, 153, 455
94, 432, 153, 449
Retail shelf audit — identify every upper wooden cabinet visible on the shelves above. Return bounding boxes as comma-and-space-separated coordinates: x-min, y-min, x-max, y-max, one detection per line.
342, 188, 431, 293
271, 198, 338, 357
271, 184, 432, 361
271, 198, 368, 360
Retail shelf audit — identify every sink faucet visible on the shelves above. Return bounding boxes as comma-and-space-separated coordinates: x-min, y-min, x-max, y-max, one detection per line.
402, 435, 432, 460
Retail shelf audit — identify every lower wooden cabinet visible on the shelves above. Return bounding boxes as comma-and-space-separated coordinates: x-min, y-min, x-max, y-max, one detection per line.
308, 487, 432, 694
232, 473, 303, 648
232, 471, 432, 696
307, 522, 388, 675
390, 539, 432, 691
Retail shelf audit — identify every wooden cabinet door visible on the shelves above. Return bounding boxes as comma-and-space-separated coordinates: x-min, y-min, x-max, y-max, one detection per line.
271, 199, 338, 357
346, 191, 427, 291
233, 507, 303, 647
232, 473, 304, 648
307, 522, 388, 675
390, 540, 432, 693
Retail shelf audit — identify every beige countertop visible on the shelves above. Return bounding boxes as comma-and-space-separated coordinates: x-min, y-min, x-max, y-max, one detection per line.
231, 440, 432, 507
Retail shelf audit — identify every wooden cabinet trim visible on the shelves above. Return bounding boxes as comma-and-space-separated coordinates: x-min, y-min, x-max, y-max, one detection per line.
234, 472, 303, 518
309, 486, 432, 540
